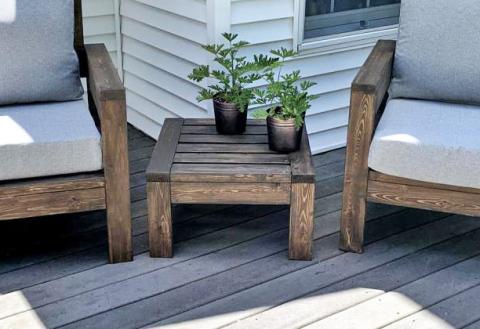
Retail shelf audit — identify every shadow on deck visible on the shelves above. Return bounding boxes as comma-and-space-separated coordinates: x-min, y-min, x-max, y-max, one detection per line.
0, 125, 479, 329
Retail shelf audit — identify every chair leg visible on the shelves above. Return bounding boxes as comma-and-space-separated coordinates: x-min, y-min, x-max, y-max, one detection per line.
289, 183, 315, 261
106, 183, 133, 263
340, 185, 367, 253
147, 182, 173, 258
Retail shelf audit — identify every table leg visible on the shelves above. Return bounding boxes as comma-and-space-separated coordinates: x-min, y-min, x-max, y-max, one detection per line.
289, 183, 315, 260
147, 181, 173, 257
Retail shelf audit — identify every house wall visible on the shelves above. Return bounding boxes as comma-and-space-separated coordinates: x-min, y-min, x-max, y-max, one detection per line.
88, 0, 393, 153
82, 0, 119, 67
231, 0, 385, 154
119, 0, 210, 138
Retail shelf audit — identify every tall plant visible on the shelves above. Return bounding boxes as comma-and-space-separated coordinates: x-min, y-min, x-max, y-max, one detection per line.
188, 33, 277, 111
254, 48, 318, 128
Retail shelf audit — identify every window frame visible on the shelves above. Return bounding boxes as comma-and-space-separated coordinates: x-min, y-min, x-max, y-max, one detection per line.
294, 0, 399, 55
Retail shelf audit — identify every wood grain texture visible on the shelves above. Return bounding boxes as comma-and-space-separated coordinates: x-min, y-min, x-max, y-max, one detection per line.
85, 44, 125, 108
87, 45, 132, 263
289, 183, 315, 260
100, 99, 133, 263
0, 188, 106, 221
146, 119, 184, 182
367, 180, 480, 217
173, 153, 290, 165
148, 182, 173, 258
170, 164, 291, 183
181, 125, 267, 135
171, 182, 291, 205
0, 173, 105, 198
179, 134, 268, 144
369, 171, 480, 195
176, 143, 273, 154
183, 119, 265, 126
289, 126, 316, 184
340, 40, 395, 254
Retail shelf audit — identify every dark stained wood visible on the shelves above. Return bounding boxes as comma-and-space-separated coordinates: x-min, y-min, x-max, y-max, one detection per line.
170, 164, 291, 183
0, 188, 106, 221
148, 182, 173, 258
0, 173, 104, 198
289, 183, 315, 260
183, 119, 265, 126
146, 119, 184, 182
340, 40, 396, 254
351, 40, 396, 96
85, 44, 125, 108
176, 143, 273, 154
0, 18, 131, 263
367, 180, 480, 217
100, 99, 133, 263
86, 43, 132, 263
289, 126, 315, 184
171, 182, 291, 205
181, 125, 267, 135
147, 118, 315, 260
179, 134, 268, 144
174, 153, 290, 165
369, 171, 480, 195
341, 39, 480, 254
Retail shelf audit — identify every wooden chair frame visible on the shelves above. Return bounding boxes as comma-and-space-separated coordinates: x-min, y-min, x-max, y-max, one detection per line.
0, 0, 132, 263
340, 40, 480, 253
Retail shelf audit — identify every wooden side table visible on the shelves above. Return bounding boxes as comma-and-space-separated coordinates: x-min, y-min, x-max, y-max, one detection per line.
146, 118, 315, 260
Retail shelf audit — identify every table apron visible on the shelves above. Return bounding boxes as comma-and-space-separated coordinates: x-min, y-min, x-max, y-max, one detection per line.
170, 182, 291, 205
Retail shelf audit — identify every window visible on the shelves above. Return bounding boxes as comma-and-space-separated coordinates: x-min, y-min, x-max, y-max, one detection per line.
304, 0, 401, 39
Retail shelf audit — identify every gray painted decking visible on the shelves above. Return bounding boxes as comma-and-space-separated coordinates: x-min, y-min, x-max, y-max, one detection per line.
1, 125, 479, 329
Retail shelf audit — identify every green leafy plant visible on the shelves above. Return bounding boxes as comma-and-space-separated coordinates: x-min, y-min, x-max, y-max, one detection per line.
254, 48, 318, 128
188, 33, 278, 112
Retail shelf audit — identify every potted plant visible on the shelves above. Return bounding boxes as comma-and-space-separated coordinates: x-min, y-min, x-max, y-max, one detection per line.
254, 48, 318, 153
188, 33, 276, 134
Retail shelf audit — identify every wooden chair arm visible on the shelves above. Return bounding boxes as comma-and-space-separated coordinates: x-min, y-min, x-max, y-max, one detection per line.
352, 40, 396, 114
85, 43, 132, 263
85, 44, 125, 109
340, 40, 396, 253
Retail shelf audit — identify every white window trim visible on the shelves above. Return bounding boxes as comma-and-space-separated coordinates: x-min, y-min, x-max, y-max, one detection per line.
294, 0, 398, 55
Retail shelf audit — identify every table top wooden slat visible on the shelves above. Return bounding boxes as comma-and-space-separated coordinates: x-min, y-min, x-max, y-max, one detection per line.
173, 153, 290, 165
183, 118, 265, 126
170, 163, 291, 183
176, 143, 274, 154
289, 126, 316, 183
179, 134, 268, 144
146, 118, 183, 182
147, 119, 315, 184
181, 125, 267, 135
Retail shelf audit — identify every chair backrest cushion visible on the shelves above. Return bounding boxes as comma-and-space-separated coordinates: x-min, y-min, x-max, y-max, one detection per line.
0, 0, 83, 106
389, 0, 480, 105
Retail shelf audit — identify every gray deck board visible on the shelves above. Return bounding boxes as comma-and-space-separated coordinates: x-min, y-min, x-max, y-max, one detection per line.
0, 125, 479, 329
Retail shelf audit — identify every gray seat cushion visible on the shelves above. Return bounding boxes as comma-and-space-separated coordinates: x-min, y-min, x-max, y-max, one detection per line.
0, 99, 103, 181
0, 0, 83, 105
369, 99, 480, 189
389, 0, 480, 105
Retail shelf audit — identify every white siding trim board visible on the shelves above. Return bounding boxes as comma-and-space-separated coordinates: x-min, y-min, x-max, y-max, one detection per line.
121, 0, 208, 45
121, 17, 207, 65
134, 0, 207, 24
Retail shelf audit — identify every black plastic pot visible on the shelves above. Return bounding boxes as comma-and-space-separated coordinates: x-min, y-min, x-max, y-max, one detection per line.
267, 116, 303, 153
213, 99, 247, 134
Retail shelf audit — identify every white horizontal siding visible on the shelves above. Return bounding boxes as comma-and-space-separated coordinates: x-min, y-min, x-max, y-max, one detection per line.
120, 0, 209, 138
117, 0, 376, 153
231, 0, 376, 154
82, 0, 118, 66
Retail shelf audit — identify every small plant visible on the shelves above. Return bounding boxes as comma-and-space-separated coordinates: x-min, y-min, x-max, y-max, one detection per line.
188, 33, 278, 111
254, 48, 318, 128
